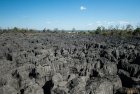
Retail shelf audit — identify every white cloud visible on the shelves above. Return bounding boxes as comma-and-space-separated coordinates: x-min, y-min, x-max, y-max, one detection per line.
119, 21, 130, 25
95, 21, 131, 26
96, 21, 102, 26
107, 21, 115, 25
80, 6, 86, 11
87, 23, 93, 26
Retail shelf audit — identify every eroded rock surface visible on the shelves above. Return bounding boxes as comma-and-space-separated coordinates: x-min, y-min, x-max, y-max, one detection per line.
0, 32, 140, 94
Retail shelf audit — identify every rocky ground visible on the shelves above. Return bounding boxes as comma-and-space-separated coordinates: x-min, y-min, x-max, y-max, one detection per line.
0, 32, 140, 94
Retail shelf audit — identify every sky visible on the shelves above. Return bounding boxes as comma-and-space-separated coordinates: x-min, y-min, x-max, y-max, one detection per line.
0, 0, 140, 30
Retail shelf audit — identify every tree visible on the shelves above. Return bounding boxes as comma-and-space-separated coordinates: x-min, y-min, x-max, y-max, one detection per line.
72, 28, 76, 32
13, 27, 19, 32
126, 24, 133, 32
47, 29, 51, 32
115, 25, 120, 30
133, 27, 140, 36
95, 26, 102, 34
43, 28, 46, 32
0, 27, 2, 32
54, 28, 58, 32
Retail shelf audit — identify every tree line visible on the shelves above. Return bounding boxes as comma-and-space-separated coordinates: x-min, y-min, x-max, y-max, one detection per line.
0, 25, 140, 36
93, 24, 140, 36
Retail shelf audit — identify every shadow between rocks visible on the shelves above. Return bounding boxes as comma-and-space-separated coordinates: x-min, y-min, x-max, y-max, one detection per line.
42, 80, 54, 94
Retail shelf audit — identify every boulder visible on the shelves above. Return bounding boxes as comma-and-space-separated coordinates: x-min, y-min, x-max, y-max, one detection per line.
86, 77, 113, 94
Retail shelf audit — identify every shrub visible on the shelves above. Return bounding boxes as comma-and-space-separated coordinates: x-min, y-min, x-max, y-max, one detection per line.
133, 28, 140, 36
95, 26, 101, 34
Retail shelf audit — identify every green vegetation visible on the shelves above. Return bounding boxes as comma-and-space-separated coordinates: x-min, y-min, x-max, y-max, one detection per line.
0, 25, 140, 37
91, 24, 140, 37
133, 27, 140, 36
0, 27, 37, 35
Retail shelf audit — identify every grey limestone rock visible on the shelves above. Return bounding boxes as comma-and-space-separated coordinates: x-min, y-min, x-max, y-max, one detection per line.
0, 32, 140, 94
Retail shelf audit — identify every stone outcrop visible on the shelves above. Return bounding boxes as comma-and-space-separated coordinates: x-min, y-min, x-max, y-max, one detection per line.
0, 32, 140, 94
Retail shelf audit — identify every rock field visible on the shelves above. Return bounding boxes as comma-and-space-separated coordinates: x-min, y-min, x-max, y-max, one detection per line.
0, 32, 140, 94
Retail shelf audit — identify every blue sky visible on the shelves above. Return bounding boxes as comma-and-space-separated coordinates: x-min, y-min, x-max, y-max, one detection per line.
0, 0, 140, 30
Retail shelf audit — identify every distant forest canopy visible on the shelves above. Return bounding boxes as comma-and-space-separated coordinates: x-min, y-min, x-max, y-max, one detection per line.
0, 24, 140, 36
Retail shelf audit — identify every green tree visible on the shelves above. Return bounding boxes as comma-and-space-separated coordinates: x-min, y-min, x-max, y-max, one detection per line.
47, 29, 51, 32
0, 27, 2, 32
126, 24, 133, 32
43, 28, 46, 32
133, 27, 140, 36
54, 28, 58, 32
95, 26, 102, 34
72, 28, 76, 32
13, 27, 19, 32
